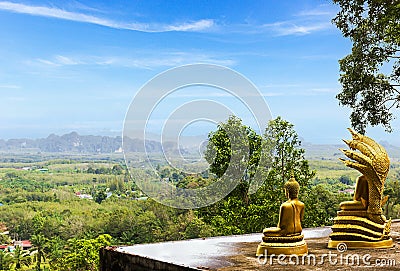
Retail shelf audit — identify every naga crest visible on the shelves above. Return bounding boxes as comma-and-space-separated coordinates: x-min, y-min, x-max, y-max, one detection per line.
340, 128, 389, 184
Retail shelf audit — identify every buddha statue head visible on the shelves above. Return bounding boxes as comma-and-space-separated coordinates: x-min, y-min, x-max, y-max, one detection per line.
284, 176, 300, 199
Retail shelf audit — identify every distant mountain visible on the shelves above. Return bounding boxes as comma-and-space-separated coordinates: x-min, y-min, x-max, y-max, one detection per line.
0, 132, 168, 154
1, 132, 399, 159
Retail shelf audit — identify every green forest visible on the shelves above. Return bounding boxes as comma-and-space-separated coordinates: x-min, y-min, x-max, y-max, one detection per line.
0, 116, 400, 271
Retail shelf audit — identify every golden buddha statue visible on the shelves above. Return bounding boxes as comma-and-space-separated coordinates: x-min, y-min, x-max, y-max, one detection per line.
328, 128, 393, 249
256, 176, 308, 256
339, 175, 369, 211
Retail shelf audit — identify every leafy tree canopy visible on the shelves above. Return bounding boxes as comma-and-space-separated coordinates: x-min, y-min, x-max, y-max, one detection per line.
199, 116, 317, 233
204, 115, 261, 181
333, 0, 400, 133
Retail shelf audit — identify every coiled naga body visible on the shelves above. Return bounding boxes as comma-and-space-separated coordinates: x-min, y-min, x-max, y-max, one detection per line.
339, 128, 390, 224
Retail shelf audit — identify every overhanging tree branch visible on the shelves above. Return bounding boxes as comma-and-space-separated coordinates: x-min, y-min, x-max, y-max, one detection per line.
333, 0, 400, 133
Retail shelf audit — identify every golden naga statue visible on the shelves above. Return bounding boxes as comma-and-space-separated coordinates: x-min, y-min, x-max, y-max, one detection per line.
256, 176, 308, 256
328, 128, 393, 249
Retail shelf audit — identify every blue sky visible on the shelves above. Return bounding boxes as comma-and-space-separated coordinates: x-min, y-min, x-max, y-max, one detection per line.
0, 0, 399, 144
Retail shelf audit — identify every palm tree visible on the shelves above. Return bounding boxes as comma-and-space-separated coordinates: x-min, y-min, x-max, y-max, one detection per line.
30, 234, 47, 271
46, 236, 65, 270
11, 245, 31, 270
0, 249, 13, 270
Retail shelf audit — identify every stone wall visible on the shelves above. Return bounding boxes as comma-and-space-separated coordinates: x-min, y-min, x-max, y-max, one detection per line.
99, 247, 198, 271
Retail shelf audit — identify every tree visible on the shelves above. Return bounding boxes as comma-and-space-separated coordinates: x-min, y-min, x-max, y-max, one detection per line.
176, 176, 208, 189
11, 245, 31, 270
94, 190, 107, 204
204, 115, 262, 203
204, 115, 262, 179
112, 164, 124, 175
51, 234, 112, 271
333, 0, 400, 133
260, 116, 315, 200
339, 175, 352, 185
0, 234, 11, 245
253, 117, 316, 228
303, 183, 350, 227
0, 250, 13, 271
199, 116, 316, 233
46, 236, 65, 269
30, 234, 47, 271
383, 179, 400, 218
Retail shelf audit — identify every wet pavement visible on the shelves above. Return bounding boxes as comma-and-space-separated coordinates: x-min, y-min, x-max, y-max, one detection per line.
116, 227, 333, 270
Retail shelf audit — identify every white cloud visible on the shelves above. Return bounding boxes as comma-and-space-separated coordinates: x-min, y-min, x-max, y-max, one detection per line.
166, 90, 232, 98
0, 84, 20, 89
262, 83, 301, 89
296, 6, 337, 17
36, 55, 82, 66
34, 52, 236, 69
36, 59, 60, 66
166, 19, 214, 32
54, 55, 81, 65
290, 3, 338, 22
259, 5, 336, 36
309, 87, 338, 93
263, 21, 332, 36
259, 84, 339, 97
0, 1, 214, 32
219, 13, 334, 36
5, 96, 25, 101
297, 10, 332, 16
262, 92, 286, 97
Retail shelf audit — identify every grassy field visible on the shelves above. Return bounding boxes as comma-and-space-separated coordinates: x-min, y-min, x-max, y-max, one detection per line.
309, 159, 400, 181
1, 151, 399, 185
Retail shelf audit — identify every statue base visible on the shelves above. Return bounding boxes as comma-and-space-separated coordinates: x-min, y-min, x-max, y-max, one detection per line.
328, 212, 393, 250
256, 239, 308, 256
328, 238, 393, 249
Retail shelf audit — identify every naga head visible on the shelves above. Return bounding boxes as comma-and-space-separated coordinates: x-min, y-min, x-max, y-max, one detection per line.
339, 128, 390, 183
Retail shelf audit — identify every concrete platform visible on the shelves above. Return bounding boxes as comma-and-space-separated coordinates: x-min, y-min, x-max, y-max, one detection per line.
100, 222, 400, 270
100, 227, 333, 271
